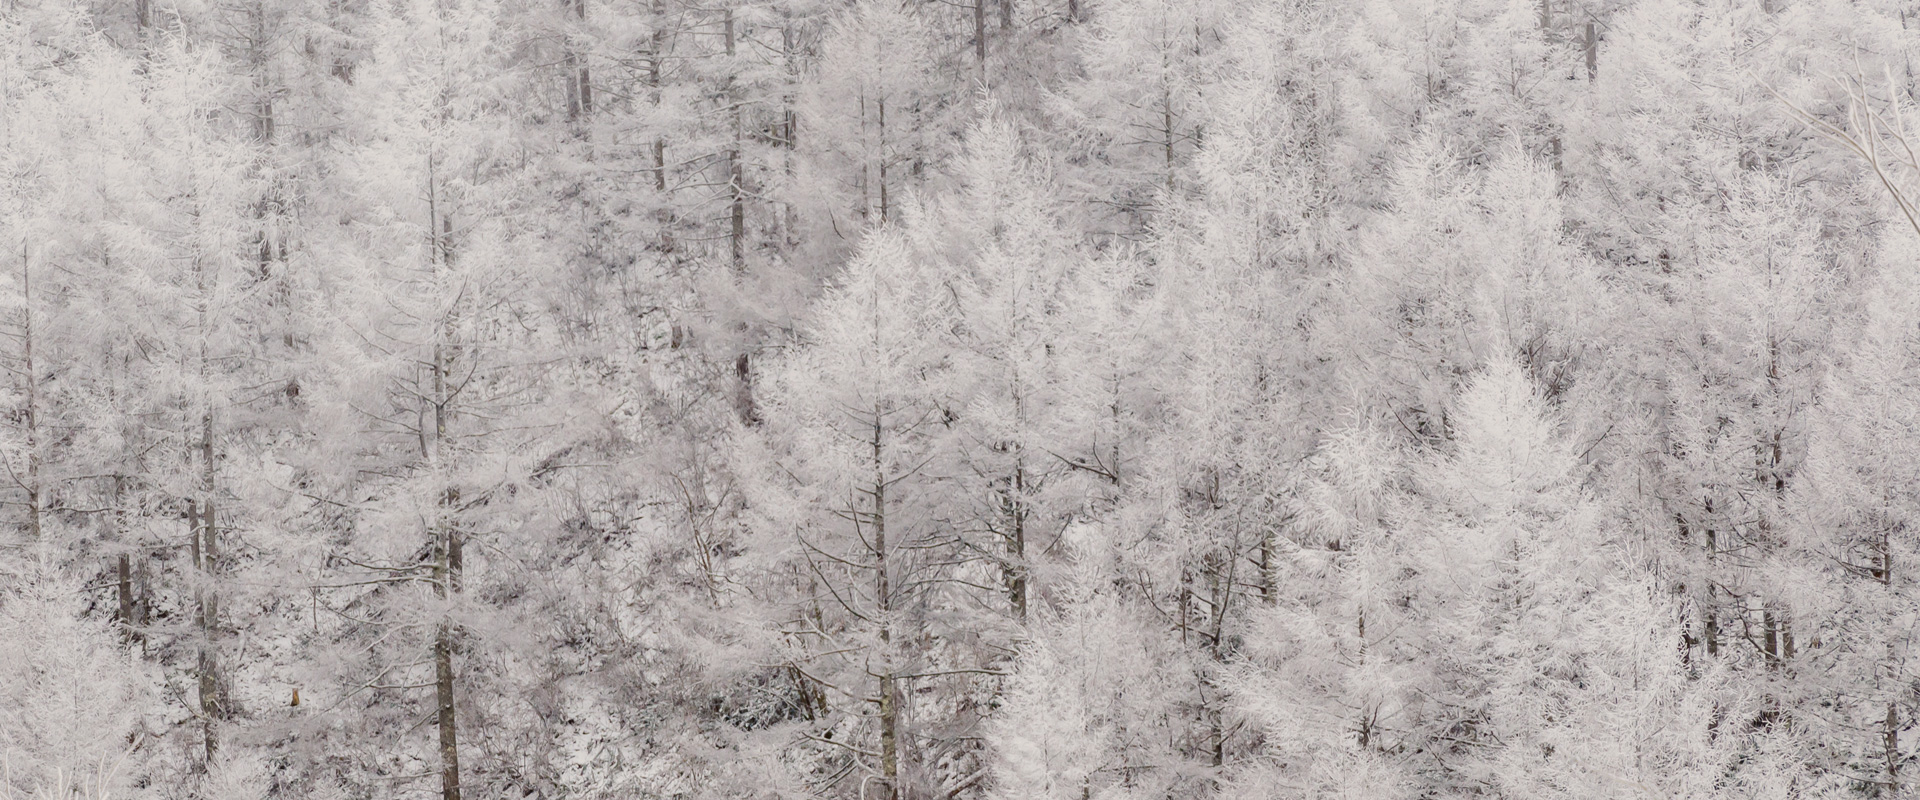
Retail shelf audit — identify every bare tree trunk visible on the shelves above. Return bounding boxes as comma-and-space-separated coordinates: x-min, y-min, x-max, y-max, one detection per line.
1888, 702, 1902, 796
20, 242, 40, 544
1703, 527, 1719, 658
427, 136, 464, 800
1177, 566, 1192, 645
780, 18, 798, 247
726, 9, 745, 271
1007, 457, 1027, 622
117, 553, 134, 630
189, 156, 229, 764
430, 360, 463, 800
649, 0, 666, 194
1584, 20, 1596, 81
434, 524, 462, 800
876, 96, 888, 224
1763, 606, 1781, 668
1355, 610, 1370, 749
974, 0, 986, 83
562, 0, 591, 125
1259, 528, 1276, 606
193, 498, 225, 765
858, 88, 871, 221
577, 24, 592, 117
194, 436, 225, 761
112, 470, 137, 642
135, 556, 152, 631
1162, 83, 1175, 197
734, 353, 758, 425
781, 22, 797, 152
1208, 688, 1225, 769
563, 3, 582, 122
251, 1, 275, 146
1205, 555, 1227, 770
872, 415, 900, 800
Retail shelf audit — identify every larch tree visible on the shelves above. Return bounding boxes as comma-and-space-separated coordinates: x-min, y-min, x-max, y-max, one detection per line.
744, 225, 980, 800
289, 0, 571, 795
0, 563, 159, 800
1229, 418, 1421, 799
985, 519, 1198, 800
1052, 0, 1228, 239
795, 0, 936, 239
11, 0, 1920, 797
1787, 231, 1920, 794
934, 113, 1082, 626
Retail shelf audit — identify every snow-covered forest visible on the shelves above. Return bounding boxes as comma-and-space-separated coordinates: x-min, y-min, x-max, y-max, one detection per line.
7, 0, 1920, 796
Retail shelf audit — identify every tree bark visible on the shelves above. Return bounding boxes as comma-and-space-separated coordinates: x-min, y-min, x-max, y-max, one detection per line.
251, 1, 275, 145
1702, 497, 1720, 658
649, 0, 666, 194
430, 366, 463, 800
575, 0, 592, 116
974, 0, 986, 83
1007, 457, 1027, 622
877, 96, 888, 224
116, 553, 134, 631
726, 9, 745, 271
563, 0, 592, 125
1162, 83, 1176, 196
734, 353, 758, 425
21, 242, 40, 544
193, 499, 225, 765
1259, 527, 1276, 606
780, 17, 798, 247
434, 525, 462, 800
192, 176, 226, 765
198, 420, 224, 758
872, 415, 900, 800
1888, 702, 1902, 795
1584, 20, 1596, 81
427, 131, 464, 800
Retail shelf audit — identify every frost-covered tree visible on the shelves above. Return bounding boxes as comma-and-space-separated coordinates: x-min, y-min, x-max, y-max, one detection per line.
929, 114, 1083, 624
1786, 231, 1920, 793
797, 0, 937, 235
745, 226, 980, 800
987, 521, 1205, 800
1052, 0, 1229, 236
0, 564, 157, 800
282, 1, 580, 795
8, 0, 1920, 796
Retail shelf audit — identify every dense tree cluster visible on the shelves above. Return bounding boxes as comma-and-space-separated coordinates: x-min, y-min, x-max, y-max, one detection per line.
5, 0, 1920, 797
